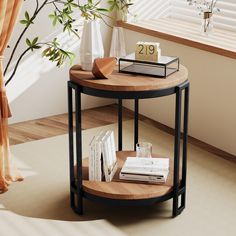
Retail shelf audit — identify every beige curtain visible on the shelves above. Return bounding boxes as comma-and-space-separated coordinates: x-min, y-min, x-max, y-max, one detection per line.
0, 0, 24, 193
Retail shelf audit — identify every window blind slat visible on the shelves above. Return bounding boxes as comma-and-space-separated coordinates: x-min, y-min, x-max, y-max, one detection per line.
128, 0, 236, 32
171, 0, 236, 32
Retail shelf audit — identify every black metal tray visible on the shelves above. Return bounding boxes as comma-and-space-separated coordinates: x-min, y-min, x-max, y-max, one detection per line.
119, 54, 179, 78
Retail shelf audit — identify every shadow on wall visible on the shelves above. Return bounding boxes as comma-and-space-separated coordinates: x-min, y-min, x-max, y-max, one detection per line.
6, 20, 83, 104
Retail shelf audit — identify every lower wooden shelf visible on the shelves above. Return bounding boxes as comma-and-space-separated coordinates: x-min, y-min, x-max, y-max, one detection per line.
80, 151, 174, 200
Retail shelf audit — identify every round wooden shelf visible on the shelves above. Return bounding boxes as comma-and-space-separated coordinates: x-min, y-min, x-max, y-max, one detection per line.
70, 65, 188, 92
81, 151, 173, 200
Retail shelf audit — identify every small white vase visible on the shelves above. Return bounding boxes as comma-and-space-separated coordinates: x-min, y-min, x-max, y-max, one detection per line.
201, 11, 213, 36
80, 20, 104, 71
109, 26, 126, 59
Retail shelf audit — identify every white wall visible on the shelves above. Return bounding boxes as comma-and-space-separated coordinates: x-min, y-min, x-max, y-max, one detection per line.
127, 0, 171, 21
122, 29, 236, 156
4, 1, 114, 124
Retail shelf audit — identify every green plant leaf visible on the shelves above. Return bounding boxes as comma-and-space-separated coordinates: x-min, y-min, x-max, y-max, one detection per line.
49, 14, 55, 20
20, 20, 28, 25
53, 16, 57, 26
26, 38, 31, 47
25, 11, 30, 21
32, 45, 41, 49
32, 37, 39, 45
97, 8, 109, 12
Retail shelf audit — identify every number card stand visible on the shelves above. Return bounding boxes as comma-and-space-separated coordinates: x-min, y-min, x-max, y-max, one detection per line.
135, 42, 160, 62
119, 53, 180, 78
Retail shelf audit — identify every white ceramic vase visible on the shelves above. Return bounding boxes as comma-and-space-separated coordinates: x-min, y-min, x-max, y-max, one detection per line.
80, 20, 104, 71
201, 11, 213, 36
109, 26, 126, 59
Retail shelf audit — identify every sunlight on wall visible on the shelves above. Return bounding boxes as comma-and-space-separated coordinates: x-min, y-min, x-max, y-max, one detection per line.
128, 0, 171, 21
6, 20, 83, 104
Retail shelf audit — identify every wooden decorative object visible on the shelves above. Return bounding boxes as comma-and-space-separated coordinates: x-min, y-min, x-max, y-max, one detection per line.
92, 57, 117, 79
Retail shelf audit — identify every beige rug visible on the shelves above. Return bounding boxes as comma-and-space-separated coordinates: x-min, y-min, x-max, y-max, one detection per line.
1, 120, 236, 236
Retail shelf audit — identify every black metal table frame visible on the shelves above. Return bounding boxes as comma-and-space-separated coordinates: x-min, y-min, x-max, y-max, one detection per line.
67, 80, 190, 218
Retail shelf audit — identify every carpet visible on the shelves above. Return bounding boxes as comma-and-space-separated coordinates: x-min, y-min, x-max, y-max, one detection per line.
1, 120, 236, 236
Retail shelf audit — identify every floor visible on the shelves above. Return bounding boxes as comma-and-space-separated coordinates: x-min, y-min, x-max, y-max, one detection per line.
9, 104, 133, 145
9, 104, 235, 165
3, 120, 236, 236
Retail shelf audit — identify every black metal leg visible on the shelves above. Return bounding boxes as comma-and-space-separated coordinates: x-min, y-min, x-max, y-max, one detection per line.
181, 85, 190, 209
68, 82, 75, 209
173, 87, 182, 217
75, 86, 83, 215
172, 82, 190, 217
118, 99, 123, 151
134, 99, 139, 151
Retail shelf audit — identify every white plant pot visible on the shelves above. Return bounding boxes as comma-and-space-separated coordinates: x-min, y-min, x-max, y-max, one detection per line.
109, 26, 126, 59
80, 20, 104, 71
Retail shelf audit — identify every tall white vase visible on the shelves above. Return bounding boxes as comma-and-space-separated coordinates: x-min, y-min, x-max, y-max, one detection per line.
80, 20, 104, 71
109, 26, 126, 59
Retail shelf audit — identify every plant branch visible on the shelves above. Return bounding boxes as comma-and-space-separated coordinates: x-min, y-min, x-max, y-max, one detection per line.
52, 1, 81, 38
5, 47, 31, 86
4, 0, 132, 86
4, 0, 48, 78
35, 0, 39, 11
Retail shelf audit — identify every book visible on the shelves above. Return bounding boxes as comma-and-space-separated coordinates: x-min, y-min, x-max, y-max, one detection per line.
119, 173, 167, 183
123, 157, 169, 172
94, 131, 106, 181
110, 131, 117, 164
119, 157, 169, 183
106, 131, 117, 182
88, 136, 96, 181
101, 131, 110, 181
88, 130, 117, 182
101, 131, 117, 182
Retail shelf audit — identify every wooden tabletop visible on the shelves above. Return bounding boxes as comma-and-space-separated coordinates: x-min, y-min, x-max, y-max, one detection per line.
81, 151, 174, 200
70, 64, 188, 92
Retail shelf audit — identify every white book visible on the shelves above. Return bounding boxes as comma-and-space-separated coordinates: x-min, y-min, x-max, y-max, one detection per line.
120, 157, 169, 183
106, 131, 117, 181
106, 131, 113, 168
101, 131, 111, 182
101, 131, 117, 182
88, 136, 96, 181
119, 172, 168, 183
125, 157, 169, 171
108, 162, 118, 182
94, 131, 106, 181
110, 131, 117, 164
121, 167, 168, 177
89, 130, 118, 182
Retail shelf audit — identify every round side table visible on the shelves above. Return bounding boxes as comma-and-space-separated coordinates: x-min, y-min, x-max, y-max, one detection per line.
68, 64, 189, 217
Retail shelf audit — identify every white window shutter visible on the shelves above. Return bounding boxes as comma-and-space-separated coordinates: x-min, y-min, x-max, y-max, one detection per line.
128, 0, 236, 32
171, 0, 236, 32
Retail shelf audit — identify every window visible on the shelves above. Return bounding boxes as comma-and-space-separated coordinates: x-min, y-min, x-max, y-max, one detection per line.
118, 0, 236, 59
128, 0, 236, 33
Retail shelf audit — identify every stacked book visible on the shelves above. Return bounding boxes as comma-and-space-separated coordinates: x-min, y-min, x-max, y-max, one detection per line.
89, 130, 117, 182
120, 157, 169, 183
